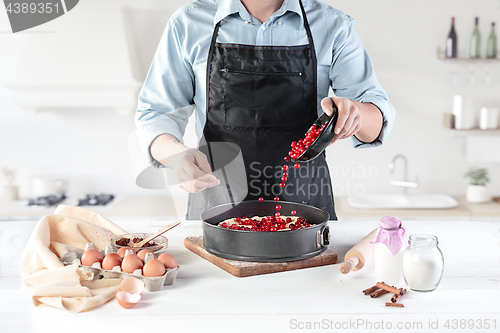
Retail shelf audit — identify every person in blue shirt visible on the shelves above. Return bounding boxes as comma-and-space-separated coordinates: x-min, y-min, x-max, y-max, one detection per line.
136, 0, 396, 219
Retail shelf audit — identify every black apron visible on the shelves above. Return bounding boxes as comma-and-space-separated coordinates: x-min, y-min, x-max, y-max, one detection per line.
186, 0, 336, 220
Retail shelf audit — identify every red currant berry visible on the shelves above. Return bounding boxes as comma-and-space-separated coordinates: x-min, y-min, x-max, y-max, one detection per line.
221, 222, 228, 228
281, 176, 287, 182
258, 197, 264, 202
282, 165, 288, 171
280, 182, 285, 188
284, 156, 290, 162
274, 196, 279, 201
291, 210, 296, 215
294, 163, 300, 169
275, 212, 281, 217
276, 205, 281, 211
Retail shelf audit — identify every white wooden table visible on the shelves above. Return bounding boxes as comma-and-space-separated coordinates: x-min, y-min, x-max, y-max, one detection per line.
1, 218, 499, 333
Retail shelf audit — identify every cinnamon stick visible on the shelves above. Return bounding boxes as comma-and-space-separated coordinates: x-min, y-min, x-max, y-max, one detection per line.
363, 285, 380, 295
370, 289, 389, 298
386, 302, 404, 308
376, 282, 404, 295
391, 288, 407, 303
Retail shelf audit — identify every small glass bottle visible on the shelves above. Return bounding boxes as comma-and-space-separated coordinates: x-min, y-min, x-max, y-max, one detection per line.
402, 235, 444, 292
486, 22, 497, 58
374, 216, 405, 286
470, 17, 481, 58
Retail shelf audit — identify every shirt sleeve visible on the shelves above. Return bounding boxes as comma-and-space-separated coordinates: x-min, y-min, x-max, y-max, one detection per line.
330, 17, 396, 148
135, 18, 195, 168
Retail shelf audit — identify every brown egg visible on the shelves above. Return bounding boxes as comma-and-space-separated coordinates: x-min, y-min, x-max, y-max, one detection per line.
116, 291, 141, 309
117, 247, 131, 258
157, 253, 178, 269
120, 276, 144, 295
102, 253, 123, 270
143, 259, 166, 277
137, 249, 154, 262
81, 249, 103, 266
121, 253, 144, 274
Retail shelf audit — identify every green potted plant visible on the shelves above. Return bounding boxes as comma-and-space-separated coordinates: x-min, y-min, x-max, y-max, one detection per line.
464, 168, 491, 203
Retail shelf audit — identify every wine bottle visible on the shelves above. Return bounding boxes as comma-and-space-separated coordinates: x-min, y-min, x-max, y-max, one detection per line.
446, 17, 458, 58
470, 17, 481, 58
486, 22, 497, 58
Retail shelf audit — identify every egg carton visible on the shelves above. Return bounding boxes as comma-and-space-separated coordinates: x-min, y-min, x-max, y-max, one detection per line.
60, 250, 178, 292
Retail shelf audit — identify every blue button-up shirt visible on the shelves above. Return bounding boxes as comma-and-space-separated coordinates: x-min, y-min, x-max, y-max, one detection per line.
136, 0, 396, 167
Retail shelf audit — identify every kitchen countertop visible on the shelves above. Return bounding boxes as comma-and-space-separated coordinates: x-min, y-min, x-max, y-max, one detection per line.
1, 218, 499, 333
335, 196, 500, 220
1, 195, 499, 221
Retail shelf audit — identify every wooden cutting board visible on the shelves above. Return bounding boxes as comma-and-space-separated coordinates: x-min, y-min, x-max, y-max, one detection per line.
184, 236, 337, 278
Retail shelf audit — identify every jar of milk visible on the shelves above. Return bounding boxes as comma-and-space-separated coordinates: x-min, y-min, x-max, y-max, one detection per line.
402, 234, 444, 292
374, 216, 406, 286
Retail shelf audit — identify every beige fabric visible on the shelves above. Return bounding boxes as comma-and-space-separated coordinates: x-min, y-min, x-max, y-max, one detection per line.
21, 205, 128, 312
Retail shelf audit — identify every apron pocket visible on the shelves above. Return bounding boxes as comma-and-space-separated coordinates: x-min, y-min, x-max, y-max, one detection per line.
220, 68, 307, 128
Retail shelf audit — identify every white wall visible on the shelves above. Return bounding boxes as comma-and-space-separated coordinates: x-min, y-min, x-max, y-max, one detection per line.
0, 0, 499, 200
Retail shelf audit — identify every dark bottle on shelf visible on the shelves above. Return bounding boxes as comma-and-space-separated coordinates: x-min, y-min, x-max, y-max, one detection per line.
470, 17, 481, 58
446, 17, 458, 58
486, 22, 497, 58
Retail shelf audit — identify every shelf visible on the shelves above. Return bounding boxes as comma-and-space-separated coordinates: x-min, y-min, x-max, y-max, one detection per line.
436, 47, 499, 62
447, 128, 500, 136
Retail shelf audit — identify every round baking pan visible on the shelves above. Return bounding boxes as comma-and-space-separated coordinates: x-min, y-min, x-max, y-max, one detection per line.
201, 201, 330, 262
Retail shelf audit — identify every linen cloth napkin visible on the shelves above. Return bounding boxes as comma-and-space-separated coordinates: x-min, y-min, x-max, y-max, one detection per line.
21, 205, 128, 312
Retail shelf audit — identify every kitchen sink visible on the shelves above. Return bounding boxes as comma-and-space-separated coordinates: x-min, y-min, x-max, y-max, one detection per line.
347, 194, 459, 209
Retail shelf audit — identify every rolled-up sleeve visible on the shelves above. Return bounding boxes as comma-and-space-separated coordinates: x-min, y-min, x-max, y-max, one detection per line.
330, 17, 396, 148
135, 18, 195, 168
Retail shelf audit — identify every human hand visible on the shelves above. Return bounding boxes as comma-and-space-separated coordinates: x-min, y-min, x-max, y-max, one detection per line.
169, 148, 220, 193
321, 96, 362, 145
151, 134, 220, 193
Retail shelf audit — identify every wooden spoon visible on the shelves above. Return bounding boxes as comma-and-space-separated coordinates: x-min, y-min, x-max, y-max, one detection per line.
131, 221, 181, 248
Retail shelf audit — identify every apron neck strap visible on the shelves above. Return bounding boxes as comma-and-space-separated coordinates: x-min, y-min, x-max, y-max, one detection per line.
212, 0, 316, 50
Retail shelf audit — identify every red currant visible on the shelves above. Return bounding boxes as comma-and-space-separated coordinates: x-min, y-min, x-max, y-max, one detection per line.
274, 196, 279, 201
294, 163, 300, 169
275, 212, 281, 217
284, 156, 290, 162
258, 197, 264, 202
291, 210, 296, 215
221, 222, 228, 228
282, 165, 288, 171
281, 176, 287, 182
280, 182, 285, 188
276, 205, 281, 211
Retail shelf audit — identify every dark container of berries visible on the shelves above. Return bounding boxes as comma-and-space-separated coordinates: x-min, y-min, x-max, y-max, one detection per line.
201, 201, 330, 262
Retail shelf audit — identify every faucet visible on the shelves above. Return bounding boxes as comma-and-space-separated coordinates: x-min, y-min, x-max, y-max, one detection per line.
389, 155, 419, 195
